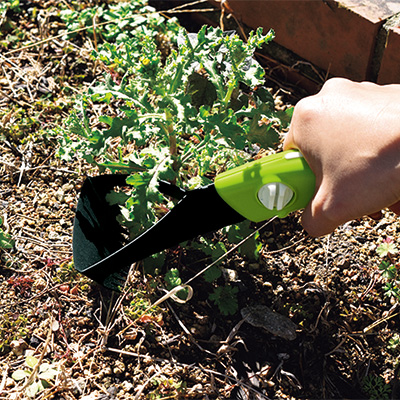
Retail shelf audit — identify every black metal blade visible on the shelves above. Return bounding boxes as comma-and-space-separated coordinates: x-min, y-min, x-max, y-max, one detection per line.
73, 175, 245, 289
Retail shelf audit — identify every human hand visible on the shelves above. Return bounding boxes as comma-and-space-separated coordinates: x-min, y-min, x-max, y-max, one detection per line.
283, 78, 400, 236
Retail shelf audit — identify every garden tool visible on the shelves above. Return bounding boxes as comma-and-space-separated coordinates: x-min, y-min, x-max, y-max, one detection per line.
72, 150, 315, 290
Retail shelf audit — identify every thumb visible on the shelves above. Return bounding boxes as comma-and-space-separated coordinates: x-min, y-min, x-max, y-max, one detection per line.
299, 179, 338, 237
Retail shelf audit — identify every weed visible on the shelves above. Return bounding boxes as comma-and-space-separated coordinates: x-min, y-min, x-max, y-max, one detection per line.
377, 238, 400, 301
388, 333, 400, 352
209, 285, 239, 316
361, 374, 391, 400
57, 3, 290, 315
148, 377, 187, 399
164, 268, 189, 301
11, 353, 59, 398
0, 216, 14, 249
124, 286, 163, 324
0, 312, 28, 354
7, 275, 34, 297
377, 237, 398, 258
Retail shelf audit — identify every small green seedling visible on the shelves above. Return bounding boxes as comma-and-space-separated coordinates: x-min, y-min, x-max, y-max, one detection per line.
0, 217, 14, 249
361, 374, 391, 400
209, 285, 239, 316
12, 354, 58, 398
377, 238, 400, 301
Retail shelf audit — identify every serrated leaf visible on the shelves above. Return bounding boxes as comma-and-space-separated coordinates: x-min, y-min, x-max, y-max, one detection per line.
186, 72, 217, 109
377, 240, 398, 257
209, 285, 239, 315
203, 265, 222, 283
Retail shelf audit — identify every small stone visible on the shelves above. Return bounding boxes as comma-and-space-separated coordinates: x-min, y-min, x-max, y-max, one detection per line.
121, 381, 134, 392
241, 305, 297, 340
10, 339, 28, 356
113, 360, 125, 376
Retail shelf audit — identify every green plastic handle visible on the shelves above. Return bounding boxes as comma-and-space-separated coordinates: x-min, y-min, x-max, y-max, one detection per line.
214, 149, 316, 222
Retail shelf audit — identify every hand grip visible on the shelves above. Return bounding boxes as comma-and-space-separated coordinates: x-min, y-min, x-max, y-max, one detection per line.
214, 150, 315, 222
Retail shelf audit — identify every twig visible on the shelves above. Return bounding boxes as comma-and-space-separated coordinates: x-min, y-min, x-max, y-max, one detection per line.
363, 311, 400, 333
0, 364, 9, 395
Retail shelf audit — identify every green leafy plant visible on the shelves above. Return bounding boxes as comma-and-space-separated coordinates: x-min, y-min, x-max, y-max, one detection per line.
0, 0, 21, 31
57, 23, 286, 234
148, 377, 187, 400
388, 333, 400, 352
0, 216, 14, 249
124, 285, 162, 323
377, 237, 398, 258
164, 268, 189, 301
0, 313, 28, 354
11, 354, 59, 398
361, 374, 391, 400
57, 5, 291, 315
209, 285, 239, 316
377, 238, 400, 301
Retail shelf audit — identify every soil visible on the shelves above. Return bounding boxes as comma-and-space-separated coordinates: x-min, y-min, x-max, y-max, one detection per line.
1, 1, 400, 399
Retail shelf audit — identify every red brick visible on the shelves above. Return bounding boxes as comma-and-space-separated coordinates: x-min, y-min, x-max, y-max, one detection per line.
215, 0, 395, 81
377, 26, 400, 84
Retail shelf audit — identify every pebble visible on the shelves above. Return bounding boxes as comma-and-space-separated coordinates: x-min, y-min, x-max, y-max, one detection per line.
241, 305, 297, 340
113, 360, 125, 376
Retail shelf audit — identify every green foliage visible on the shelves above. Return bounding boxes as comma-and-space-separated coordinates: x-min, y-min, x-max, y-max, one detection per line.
0, 0, 21, 23
388, 333, 400, 352
209, 285, 239, 316
361, 375, 391, 400
12, 354, 59, 398
203, 264, 222, 283
0, 313, 28, 354
377, 238, 398, 258
124, 288, 159, 321
57, 22, 283, 235
224, 221, 262, 261
0, 216, 14, 249
377, 238, 400, 301
149, 377, 187, 399
54, 260, 79, 283
164, 268, 189, 301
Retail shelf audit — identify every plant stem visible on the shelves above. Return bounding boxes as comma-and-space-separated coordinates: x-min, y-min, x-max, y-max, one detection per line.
165, 110, 178, 172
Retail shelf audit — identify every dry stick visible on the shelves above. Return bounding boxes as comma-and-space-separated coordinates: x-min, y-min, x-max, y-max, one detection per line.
363, 310, 400, 333
0, 365, 9, 396
133, 368, 164, 400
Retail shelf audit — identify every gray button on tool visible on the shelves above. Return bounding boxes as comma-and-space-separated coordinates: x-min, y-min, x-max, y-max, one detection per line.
258, 182, 294, 211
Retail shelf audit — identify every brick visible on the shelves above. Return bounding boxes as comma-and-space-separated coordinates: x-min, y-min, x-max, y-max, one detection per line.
215, 0, 400, 81
377, 23, 400, 84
